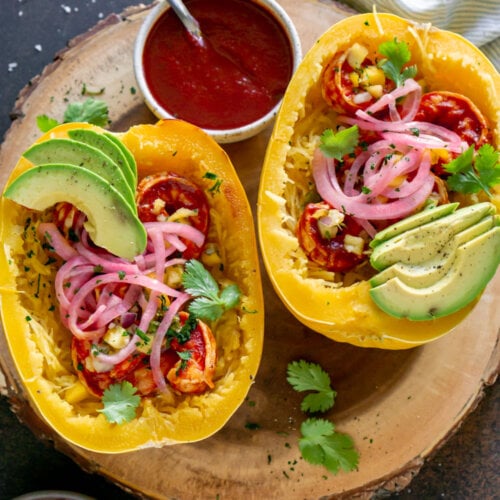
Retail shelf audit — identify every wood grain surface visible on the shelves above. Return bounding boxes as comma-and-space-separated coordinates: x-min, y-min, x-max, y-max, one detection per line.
0, 2, 498, 499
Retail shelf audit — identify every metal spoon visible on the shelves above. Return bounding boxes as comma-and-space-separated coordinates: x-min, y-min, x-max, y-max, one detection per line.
165, 0, 203, 43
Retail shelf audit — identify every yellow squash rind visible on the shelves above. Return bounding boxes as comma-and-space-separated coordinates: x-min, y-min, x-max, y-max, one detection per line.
0, 120, 264, 452
257, 13, 499, 349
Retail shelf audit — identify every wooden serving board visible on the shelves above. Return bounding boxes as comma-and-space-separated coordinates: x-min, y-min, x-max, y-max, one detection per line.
0, 2, 498, 498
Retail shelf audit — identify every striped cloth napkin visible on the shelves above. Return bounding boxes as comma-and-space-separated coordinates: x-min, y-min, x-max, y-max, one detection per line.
340, 0, 500, 70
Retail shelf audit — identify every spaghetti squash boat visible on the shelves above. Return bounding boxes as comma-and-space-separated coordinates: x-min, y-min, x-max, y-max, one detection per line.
0, 119, 264, 453
257, 13, 500, 349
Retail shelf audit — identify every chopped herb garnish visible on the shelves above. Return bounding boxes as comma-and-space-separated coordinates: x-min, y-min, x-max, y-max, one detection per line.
319, 126, 359, 160
203, 172, 223, 194
135, 328, 150, 343
98, 381, 140, 424
444, 144, 500, 197
378, 38, 417, 87
167, 313, 197, 344
176, 350, 192, 372
182, 259, 241, 321
245, 422, 261, 430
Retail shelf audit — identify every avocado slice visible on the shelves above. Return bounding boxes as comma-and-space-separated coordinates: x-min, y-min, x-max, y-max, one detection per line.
67, 128, 137, 188
103, 132, 138, 183
22, 138, 136, 210
369, 215, 498, 288
369, 226, 500, 320
370, 202, 497, 271
3, 164, 147, 260
370, 203, 459, 248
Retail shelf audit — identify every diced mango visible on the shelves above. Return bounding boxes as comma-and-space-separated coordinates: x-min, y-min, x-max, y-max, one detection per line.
346, 43, 368, 69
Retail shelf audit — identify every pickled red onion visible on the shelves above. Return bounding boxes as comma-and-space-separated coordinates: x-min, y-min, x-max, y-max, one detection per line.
312, 148, 435, 221
37, 222, 78, 261
150, 292, 190, 392
361, 78, 422, 121
44, 216, 206, 386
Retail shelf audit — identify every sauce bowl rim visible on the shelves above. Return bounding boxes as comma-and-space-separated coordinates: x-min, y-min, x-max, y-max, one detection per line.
133, 0, 302, 143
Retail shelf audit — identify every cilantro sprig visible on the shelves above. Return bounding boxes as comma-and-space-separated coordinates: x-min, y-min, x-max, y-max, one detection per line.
444, 144, 500, 197
299, 418, 359, 474
37, 97, 109, 132
287, 360, 359, 475
319, 126, 359, 160
378, 38, 417, 87
182, 259, 241, 322
287, 359, 336, 412
98, 381, 140, 424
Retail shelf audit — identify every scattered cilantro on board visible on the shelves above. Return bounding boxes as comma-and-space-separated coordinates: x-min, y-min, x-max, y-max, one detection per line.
286, 360, 359, 475
37, 97, 109, 132
287, 359, 336, 412
99, 381, 140, 424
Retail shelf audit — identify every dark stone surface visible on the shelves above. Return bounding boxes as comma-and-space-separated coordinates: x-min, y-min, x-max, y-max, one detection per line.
0, 1, 498, 499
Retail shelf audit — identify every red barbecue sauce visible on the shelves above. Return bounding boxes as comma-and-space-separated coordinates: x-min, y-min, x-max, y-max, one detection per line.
142, 0, 294, 130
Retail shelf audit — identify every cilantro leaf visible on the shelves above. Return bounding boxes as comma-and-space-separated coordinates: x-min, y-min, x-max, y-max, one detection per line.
319, 126, 359, 160
378, 38, 417, 87
36, 114, 60, 133
299, 418, 359, 474
98, 381, 140, 424
444, 144, 500, 197
36, 97, 110, 133
63, 98, 109, 127
287, 360, 336, 413
182, 259, 241, 322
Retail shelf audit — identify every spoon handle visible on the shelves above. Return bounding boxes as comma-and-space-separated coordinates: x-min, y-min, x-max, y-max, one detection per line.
165, 0, 203, 41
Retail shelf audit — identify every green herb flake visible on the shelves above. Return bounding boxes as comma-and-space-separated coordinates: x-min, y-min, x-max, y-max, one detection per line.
245, 422, 261, 430
135, 328, 150, 344
176, 350, 192, 372
203, 172, 223, 194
